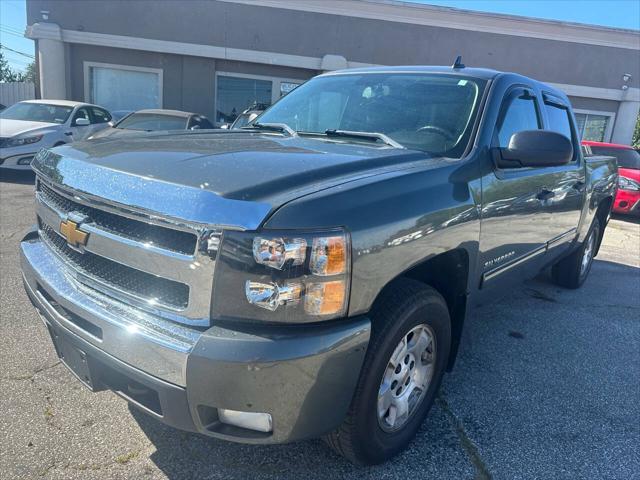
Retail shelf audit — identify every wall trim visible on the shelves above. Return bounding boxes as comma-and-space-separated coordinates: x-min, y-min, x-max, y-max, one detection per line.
27, 23, 640, 103
219, 0, 640, 51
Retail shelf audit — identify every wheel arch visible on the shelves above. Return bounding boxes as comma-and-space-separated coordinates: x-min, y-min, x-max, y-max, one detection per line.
593, 195, 613, 256
371, 248, 470, 372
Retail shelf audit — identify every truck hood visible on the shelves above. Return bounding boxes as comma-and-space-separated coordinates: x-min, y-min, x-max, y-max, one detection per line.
0, 119, 58, 137
33, 131, 432, 230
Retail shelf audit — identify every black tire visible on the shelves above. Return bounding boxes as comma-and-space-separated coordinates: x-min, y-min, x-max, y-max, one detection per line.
324, 278, 451, 465
552, 217, 601, 289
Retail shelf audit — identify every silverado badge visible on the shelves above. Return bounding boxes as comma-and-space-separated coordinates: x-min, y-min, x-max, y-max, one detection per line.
60, 218, 89, 248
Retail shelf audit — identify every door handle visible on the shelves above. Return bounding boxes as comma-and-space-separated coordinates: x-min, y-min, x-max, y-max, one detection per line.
64, 131, 73, 136
536, 189, 555, 201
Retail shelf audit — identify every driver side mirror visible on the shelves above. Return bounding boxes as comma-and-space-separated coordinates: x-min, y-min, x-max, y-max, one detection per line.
496, 130, 573, 168
74, 118, 90, 127
219, 124, 230, 129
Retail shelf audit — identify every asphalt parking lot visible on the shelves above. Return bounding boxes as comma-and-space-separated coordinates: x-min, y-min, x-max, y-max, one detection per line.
1, 169, 639, 480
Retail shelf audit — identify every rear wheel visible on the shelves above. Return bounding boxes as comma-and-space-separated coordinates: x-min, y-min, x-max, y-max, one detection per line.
324, 279, 450, 465
552, 217, 600, 289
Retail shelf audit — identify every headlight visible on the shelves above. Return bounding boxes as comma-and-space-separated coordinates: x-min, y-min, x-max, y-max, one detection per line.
618, 176, 640, 192
5, 134, 43, 147
211, 228, 351, 323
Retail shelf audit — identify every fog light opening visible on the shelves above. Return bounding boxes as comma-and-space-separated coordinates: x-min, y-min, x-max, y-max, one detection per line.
217, 408, 273, 433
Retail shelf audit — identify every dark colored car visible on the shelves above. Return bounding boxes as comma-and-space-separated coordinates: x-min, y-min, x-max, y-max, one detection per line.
21, 65, 616, 465
89, 109, 214, 139
583, 141, 640, 215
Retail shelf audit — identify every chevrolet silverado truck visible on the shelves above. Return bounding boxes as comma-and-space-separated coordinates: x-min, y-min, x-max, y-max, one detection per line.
21, 66, 617, 465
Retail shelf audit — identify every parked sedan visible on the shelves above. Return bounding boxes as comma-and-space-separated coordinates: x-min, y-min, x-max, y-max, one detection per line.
89, 109, 214, 139
0, 100, 112, 170
583, 140, 640, 215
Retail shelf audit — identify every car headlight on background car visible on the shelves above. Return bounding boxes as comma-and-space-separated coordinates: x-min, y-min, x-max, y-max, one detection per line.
5, 134, 43, 147
211, 229, 351, 323
618, 176, 640, 192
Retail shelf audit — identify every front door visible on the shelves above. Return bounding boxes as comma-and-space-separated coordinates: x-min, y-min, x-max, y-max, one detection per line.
478, 86, 584, 294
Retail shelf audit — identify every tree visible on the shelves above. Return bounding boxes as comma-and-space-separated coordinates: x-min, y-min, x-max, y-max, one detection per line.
0, 51, 35, 82
633, 112, 640, 149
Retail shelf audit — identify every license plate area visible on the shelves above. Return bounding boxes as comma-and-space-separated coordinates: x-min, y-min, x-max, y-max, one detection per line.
48, 325, 95, 390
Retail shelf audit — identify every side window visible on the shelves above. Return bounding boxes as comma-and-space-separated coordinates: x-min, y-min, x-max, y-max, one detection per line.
496, 90, 541, 148
72, 108, 90, 126
544, 103, 573, 139
200, 117, 214, 129
91, 107, 112, 124
544, 101, 576, 161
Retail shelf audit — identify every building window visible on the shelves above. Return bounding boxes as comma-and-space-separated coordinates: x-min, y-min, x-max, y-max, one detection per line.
85, 63, 162, 112
215, 73, 305, 125
216, 75, 272, 124
280, 82, 301, 97
574, 112, 613, 142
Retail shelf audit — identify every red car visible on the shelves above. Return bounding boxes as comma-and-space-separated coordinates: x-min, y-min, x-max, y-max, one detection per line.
583, 141, 640, 216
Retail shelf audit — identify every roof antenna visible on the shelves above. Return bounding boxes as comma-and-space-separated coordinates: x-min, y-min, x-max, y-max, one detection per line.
452, 55, 465, 69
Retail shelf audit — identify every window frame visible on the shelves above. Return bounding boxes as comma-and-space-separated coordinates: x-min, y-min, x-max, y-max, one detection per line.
83, 61, 164, 109
573, 108, 615, 142
214, 71, 306, 126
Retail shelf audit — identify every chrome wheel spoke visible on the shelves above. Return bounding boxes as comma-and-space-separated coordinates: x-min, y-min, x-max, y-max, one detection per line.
377, 324, 437, 432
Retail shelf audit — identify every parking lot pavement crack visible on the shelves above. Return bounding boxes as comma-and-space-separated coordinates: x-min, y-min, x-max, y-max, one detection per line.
438, 394, 492, 480
1, 361, 61, 381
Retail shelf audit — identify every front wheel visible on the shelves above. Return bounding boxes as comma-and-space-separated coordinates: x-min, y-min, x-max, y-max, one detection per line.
324, 279, 451, 465
552, 217, 600, 289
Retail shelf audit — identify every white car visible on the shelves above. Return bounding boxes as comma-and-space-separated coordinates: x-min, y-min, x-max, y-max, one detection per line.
0, 100, 112, 170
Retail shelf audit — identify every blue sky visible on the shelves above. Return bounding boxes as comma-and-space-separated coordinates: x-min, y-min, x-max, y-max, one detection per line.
1, 0, 639, 73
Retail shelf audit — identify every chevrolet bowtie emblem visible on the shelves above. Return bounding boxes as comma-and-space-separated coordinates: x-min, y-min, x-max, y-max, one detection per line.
60, 219, 89, 248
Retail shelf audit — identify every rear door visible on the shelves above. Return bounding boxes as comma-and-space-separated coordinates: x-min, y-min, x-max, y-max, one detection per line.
479, 86, 584, 292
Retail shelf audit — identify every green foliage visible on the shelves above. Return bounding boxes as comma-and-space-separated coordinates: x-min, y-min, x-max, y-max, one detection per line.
633, 112, 640, 149
0, 51, 35, 82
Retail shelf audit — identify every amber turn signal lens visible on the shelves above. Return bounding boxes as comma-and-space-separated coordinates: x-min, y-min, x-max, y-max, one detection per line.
310, 236, 347, 276
304, 280, 346, 316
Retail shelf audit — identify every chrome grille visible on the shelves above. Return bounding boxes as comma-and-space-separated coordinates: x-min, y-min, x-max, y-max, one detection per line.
39, 182, 198, 255
40, 223, 190, 310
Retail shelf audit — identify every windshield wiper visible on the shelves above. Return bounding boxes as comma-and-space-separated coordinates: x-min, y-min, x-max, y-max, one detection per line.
324, 129, 405, 149
242, 122, 297, 137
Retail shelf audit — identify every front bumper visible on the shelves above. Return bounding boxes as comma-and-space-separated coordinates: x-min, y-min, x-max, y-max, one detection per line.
0, 147, 39, 170
21, 229, 370, 443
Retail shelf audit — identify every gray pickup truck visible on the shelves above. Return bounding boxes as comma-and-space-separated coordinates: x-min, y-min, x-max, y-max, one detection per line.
21, 65, 617, 465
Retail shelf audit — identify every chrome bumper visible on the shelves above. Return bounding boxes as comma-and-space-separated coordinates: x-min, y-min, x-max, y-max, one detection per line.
21, 228, 372, 443
21, 228, 200, 386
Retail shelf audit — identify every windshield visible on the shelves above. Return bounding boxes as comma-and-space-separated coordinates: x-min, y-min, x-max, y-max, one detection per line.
0, 102, 73, 124
590, 146, 640, 170
258, 73, 486, 157
116, 113, 188, 131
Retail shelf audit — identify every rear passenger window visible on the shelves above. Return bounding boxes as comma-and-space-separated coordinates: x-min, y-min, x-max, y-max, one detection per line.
545, 103, 573, 141
91, 107, 111, 124
496, 91, 540, 148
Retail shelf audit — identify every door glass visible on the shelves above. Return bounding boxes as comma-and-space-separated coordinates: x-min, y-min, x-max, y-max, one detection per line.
90, 66, 161, 111
73, 108, 90, 126
91, 107, 111, 124
216, 75, 272, 124
496, 93, 540, 147
545, 103, 573, 140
